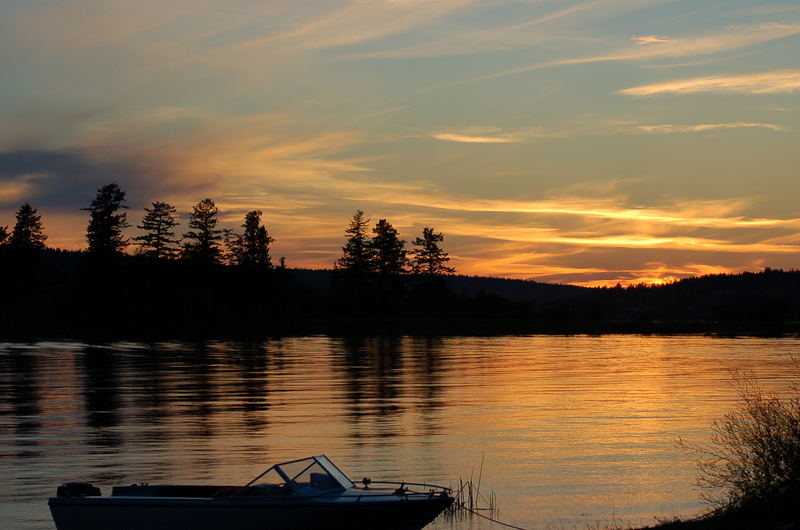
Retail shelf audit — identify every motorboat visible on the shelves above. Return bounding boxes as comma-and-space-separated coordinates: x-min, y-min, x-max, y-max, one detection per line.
49, 455, 454, 530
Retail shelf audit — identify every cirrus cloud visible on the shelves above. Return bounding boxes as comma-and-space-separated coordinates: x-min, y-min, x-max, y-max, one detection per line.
636, 122, 786, 133
430, 126, 557, 143
619, 69, 800, 96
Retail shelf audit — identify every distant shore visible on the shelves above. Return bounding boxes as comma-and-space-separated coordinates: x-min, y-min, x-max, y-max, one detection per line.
4, 249, 800, 342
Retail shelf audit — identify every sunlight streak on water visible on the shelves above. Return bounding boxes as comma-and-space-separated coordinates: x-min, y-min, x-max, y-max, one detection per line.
0, 335, 798, 529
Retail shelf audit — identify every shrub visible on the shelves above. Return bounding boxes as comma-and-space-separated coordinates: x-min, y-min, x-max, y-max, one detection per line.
680, 368, 800, 508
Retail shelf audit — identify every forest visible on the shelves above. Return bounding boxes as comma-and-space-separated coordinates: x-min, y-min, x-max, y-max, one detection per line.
2, 183, 800, 339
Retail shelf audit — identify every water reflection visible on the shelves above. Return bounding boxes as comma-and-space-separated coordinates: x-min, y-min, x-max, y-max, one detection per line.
1, 336, 799, 530
82, 346, 122, 448
226, 341, 271, 432
409, 337, 446, 436
1, 349, 42, 460
126, 344, 170, 445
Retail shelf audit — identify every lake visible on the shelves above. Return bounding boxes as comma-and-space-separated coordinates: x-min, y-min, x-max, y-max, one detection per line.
1, 335, 798, 529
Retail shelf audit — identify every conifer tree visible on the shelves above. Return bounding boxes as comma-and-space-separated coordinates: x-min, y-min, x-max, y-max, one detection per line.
134, 201, 179, 259
410, 227, 455, 276
0, 226, 9, 245
182, 198, 222, 265
228, 210, 274, 269
369, 219, 407, 277
10, 203, 47, 250
337, 210, 374, 276
83, 183, 129, 256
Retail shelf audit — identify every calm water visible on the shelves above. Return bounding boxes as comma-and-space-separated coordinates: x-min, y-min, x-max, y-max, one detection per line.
1, 335, 798, 529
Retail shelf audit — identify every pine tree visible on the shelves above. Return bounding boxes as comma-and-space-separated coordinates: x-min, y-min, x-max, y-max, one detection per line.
0, 226, 9, 245
411, 227, 455, 276
369, 219, 407, 277
83, 183, 129, 256
10, 203, 47, 250
337, 210, 374, 276
182, 198, 222, 265
228, 210, 274, 269
134, 201, 179, 259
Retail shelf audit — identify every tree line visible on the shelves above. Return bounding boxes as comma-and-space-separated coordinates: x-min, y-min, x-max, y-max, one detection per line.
0, 183, 455, 277
81, 183, 276, 268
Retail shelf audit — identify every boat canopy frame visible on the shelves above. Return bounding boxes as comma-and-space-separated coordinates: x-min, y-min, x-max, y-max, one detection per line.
234, 455, 354, 497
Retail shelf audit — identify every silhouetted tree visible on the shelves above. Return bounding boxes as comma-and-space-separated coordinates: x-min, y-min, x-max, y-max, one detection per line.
83, 183, 129, 256
221, 227, 237, 265
0, 226, 8, 245
228, 210, 274, 269
411, 227, 454, 276
369, 219, 407, 277
10, 203, 47, 250
134, 201, 179, 259
182, 198, 222, 265
337, 210, 374, 276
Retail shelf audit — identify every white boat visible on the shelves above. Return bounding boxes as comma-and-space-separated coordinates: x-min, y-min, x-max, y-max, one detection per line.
49, 455, 454, 530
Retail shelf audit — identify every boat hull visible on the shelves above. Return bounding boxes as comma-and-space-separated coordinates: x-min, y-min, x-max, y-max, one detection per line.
49, 494, 454, 530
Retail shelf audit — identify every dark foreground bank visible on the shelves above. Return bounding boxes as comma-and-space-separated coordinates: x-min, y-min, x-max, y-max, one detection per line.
642, 488, 799, 530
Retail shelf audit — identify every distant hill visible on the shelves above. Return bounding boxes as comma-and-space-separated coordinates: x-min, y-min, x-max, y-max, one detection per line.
444, 274, 585, 302
289, 268, 585, 302
543, 268, 800, 324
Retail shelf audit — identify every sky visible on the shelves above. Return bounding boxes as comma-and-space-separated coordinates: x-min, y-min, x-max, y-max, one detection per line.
1, 0, 799, 286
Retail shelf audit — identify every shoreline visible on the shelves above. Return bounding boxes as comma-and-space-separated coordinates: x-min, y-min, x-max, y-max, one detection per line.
4, 318, 800, 342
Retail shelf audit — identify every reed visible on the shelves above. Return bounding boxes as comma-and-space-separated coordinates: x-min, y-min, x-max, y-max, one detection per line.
444, 476, 499, 520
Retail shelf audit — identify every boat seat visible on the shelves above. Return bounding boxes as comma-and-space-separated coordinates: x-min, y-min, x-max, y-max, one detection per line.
309, 473, 337, 489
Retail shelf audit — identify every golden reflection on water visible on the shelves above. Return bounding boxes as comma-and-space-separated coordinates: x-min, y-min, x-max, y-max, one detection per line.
0, 336, 798, 529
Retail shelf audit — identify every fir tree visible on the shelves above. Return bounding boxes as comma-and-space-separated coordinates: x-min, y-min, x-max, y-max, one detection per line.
134, 201, 179, 259
337, 210, 374, 276
182, 198, 222, 265
369, 219, 407, 277
228, 210, 274, 269
0, 226, 8, 245
10, 203, 47, 250
83, 183, 129, 256
411, 227, 454, 276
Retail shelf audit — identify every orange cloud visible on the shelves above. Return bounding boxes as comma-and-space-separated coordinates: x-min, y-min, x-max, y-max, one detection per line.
0, 180, 34, 203
429, 126, 557, 143
430, 133, 516, 143
636, 122, 786, 133
569, 262, 755, 288
619, 69, 800, 96
632, 35, 674, 44
365, 192, 799, 231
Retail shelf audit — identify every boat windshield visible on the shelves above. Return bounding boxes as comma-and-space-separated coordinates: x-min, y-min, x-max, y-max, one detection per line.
255, 455, 353, 494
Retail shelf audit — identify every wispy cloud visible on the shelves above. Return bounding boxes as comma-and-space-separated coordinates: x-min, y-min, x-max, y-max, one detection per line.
372, 193, 797, 231
430, 126, 556, 144
344, 0, 622, 59
238, 0, 474, 51
345, 0, 684, 59
431, 133, 516, 144
632, 35, 673, 44
476, 23, 800, 81
437, 218, 800, 255
619, 69, 800, 96
352, 105, 410, 123
636, 122, 786, 133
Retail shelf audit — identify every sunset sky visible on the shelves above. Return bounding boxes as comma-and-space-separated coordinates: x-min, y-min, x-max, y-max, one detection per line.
1, 0, 799, 286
